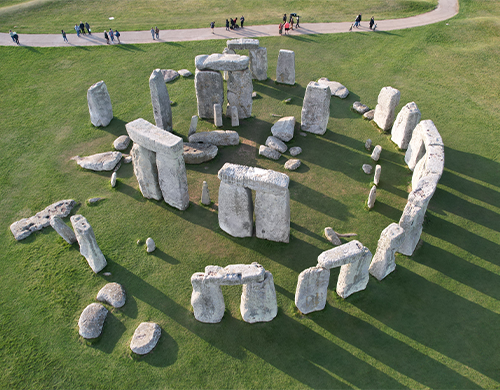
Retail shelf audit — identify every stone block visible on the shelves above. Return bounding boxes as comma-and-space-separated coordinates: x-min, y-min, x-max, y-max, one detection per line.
156, 153, 189, 210
96, 282, 126, 308
271, 116, 295, 142
255, 189, 290, 243
369, 223, 405, 280
318, 240, 366, 269
259, 145, 281, 160
49, 216, 77, 244
371, 145, 382, 161
295, 266, 330, 314
374, 86, 401, 131
284, 159, 301, 170
189, 130, 239, 146
391, 102, 421, 149
227, 38, 259, 50
201, 181, 210, 205
218, 163, 289, 194
289, 146, 302, 156
71, 215, 107, 273
317, 77, 349, 98
266, 136, 287, 153
336, 247, 372, 298
249, 47, 268, 81
183, 143, 218, 164
353, 101, 370, 114
367, 185, 377, 209
149, 69, 173, 131
87, 81, 113, 127
214, 103, 223, 127
227, 69, 253, 119
78, 303, 108, 339
195, 69, 224, 119
191, 272, 225, 323
188, 115, 198, 136
126, 118, 183, 157
241, 271, 278, 323
131, 144, 162, 200
374, 164, 381, 186
113, 135, 130, 150
74, 152, 122, 171
301, 81, 331, 135
276, 50, 295, 85
195, 53, 249, 71
411, 144, 444, 190
231, 105, 239, 127
130, 322, 161, 355
218, 181, 253, 238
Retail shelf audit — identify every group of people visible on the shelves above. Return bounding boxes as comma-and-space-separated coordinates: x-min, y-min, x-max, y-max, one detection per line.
9, 29, 20, 45
150, 26, 160, 40
104, 28, 121, 44
61, 22, 121, 44
279, 13, 300, 35
350, 14, 376, 30
224, 16, 245, 31
73, 21, 91, 37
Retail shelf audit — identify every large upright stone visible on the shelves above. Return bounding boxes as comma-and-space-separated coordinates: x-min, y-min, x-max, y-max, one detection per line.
373, 86, 401, 131
130, 144, 162, 200
391, 102, 421, 149
227, 68, 253, 119
412, 144, 444, 190
149, 69, 173, 131
271, 116, 295, 142
195, 69, 224, 119
301, 81, 331, 135
276, 50, 295, 85
190, 272, 225, 323
405, 120, 443, 171
195, 54, 250, 71
218, 180, 253, 238
255, 188, 290, 243
201, 181, 211, 205
227, 38, 259, 50
240, 271, 278, 323
71, 215, 107, 273
78, 303, 108, 339
249, 47, 268, 81
188, 115, 198, 136
295, 266, 330, 314
87, 81, 113, 127
50, 216, 77, 244
336, 247, 372, 298
367, 185, 377, 209
369, 223, 405, 280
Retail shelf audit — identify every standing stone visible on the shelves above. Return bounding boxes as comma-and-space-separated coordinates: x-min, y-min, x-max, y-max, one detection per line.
295, 266, 331, 314
336, 247, 373, 298
405, 120, 443, 171
227, 68, 253, 119
201, 181, 211, 205
365, 139, 372, 150
71, 215, 107, 273
87, 81, 113, 127
188, 115, 198, 136
110, 172, 117, 187
195, 69, 224, 119
265, 136, 287, 153
130, 322, 161, 355
156, 153, 189, 211
276, 50, 295, 85
231, 105, 239, 127
369, 223, 405, 280
362, 164, 373, 175
373, 86, 401, 131
96, 282, 126, 308
411, 144, 444, 190
374, 164, 381, 185
131, 144, 162, 200
367, 185, 377, 209
271, 116, 295, 142
249, 47, 268, 81
255, 189, 290, 243
391, 102, 421, 149
146, 237, 155, 253
149, 69, 173, 131
191, 272, 225, 323
214, 103, 223, 127
371, 145, 382, 161
50, 216, 77, 244
301, 81, 331, 135
218, 181, 253, 238
240, 271, 278, 323
78, 303, 108, 339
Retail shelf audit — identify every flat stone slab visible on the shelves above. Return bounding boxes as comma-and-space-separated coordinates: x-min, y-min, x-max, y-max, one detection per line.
188, 130, 239, 146
161, 69, 179, 82
289, 146, 302, 156
96, 282, 126, 308
73, 151, 122, 171
130, 322, 161, 355
195, 54, 249, 71
113, 135, 130, 150
284, 159, 301, 170
271, 116, 295, 142
265, 136, 287, 153
10, 199, 76, 241
227, 38, 259, 50
205, 262, 266, 285
126, 118, 183, 157
259, 145, 281, 160
317, 240, 366, 269
317, 78, 349, 98
183, 142, 218, 164
362, 164, 373, 174
78, 303, 108, 339
353, 102, 370, 114
363, 110, 375, 120
218, 163, 289, 194
178, 69, 192, 77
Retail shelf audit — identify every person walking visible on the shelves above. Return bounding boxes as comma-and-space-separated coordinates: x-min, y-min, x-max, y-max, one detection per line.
279, 22, 283, 36
80, 21, 86, 35
104, 30, 110, 44
226, 19, 229, 30
369, 16, 375, 30
210, 21, 215, 34
296, 15, 300, 28
155, 26, 159, 39
115, 29, 120, 43
74, 24, 80, 37
240, 16, 245, 28
284, 21, 290, 35
9, 29, 19, 44
150, 27, 155, 40
85, 22, 91, 35
109, 28, 114, 43
61, 29, 68, 42
354, 14, 362, 28
283, 14, 287, 23
290, 16, 294, 30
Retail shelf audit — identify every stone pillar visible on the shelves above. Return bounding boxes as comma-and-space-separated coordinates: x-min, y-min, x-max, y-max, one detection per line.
218, 181, 253, 238
249, 47, 268, 81
374, 165, 381, 186
149, 69, 172, 131
87, 80, 113, 127
214, 103, 223, 127
276, 50, 295, 85
130, 144, 162, 200
195, 69, 224, 119
369, 223, 405, 280
201, 181, 210, 205
70, 215, 107, 273
295, 266, 330, 314
373, 86, 401, 131
391, 102, 421, 149
156, 153, 189, 211
227, 68, 253, 119
240, 271, 278, 323
188, 115, 198, 136
371, 145, 382, 161
367, 185, 377, 209
301, 81, 331, 135
254, 189, 290, 243
190, 273, 225, 323
336, 247, 372, 298
231, 105, 239, 127
50, 216, 77, 244
411, 144, 444, 190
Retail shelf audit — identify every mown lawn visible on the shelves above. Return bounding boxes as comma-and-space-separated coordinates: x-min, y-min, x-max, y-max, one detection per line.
0, 0, 499, 388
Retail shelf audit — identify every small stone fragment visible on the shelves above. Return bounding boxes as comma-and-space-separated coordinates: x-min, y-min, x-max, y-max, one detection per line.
252, 92, 257, 98
289, 146, 302, 156
161, 69, 180, 82
188, 115, 198, 136
130, 322, 161, 355
324, 227, 341, 245
113, 135, 130, 150
88, 197, 103, 204
201, 181, 211, 205
259, 145, 281, 160
50, 216, 77, 244
299, 132, 307, 137
110, 172, 117, 187
78, 303, 108, 339
365, 139, 372, 150
74, 152, 122, 171
283, 98, 292, 104
374, 165, 381, 186
371, 145, 382, 161
363, 110, 375, 120
353, 101, 370, 114
367, 186, 377, 209
113, 160, 122, 172
178, 69, 192, 77
146, 237, 155, 253
362, 164, 372, 174
96, 282, 126, 308
265, 136, 287, 153
103, 272, 112, 276
284, 159, 301, 170
123, 155, 132, 164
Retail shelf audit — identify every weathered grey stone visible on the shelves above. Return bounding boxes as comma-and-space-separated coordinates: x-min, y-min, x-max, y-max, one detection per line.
255, 189, 290, 243
271, 116, 295, 142
369, 223, 405, 280
49, 216, 77, 244
252, 91, 257, 98
367, 185, 377, 209
318, 241, 366, 269
259, 145, 281, 160
227, 38, 260, 50
96, 282, 126, 308
353, 101, 370, 114
87, 81, 113, 127
195, 53, 250, 71
214, 103, 223, 127
276, 50, 295, 85
87, 197, 103, 204
131, 144, 162, 200
113, 135, 130, 150
362, 164, 372, 174
374, 86, 401, 131
365, 139, 372, 150
249, 47, 268, 81
374, 164, 381, 186
265, 136, 287, 153
317, 77, 349, 98
227, 68, 253, 119
225, 103, 232, 117
74, 152, 122, 171
295, 266, 330, 314
110, 172, 117, 187
218, 163, 289, 194
123, 155, 132, 164
222, 47, 236, 55
289, 146, 302, 156
191, 272, 225, 323
183, 143, 218, 164
195, 69, 224, 119
178, 69, 192, 77
150, 69, 173, 131
189, 130, 239, 146
391, 102, 421, 149
336, 246, 372, 298
71, 215, 107, 273
161, 69, 179, 82
324, 227, 341, 245
241, 271, 278, 323
371, 145, 382, 161
130, 322, 161, 355
218, 181, 253, 238
188, 115, 198, 136
201, 181, 210, 205
231, 105, 239, 127
156, 153, 189, 211
206, 263, 266, 285
146, 237, 155, 252
284, 159, 301, 171
411, 144, 444, 190
363, 110, 375, 120
301, 82, 331, 135
78, 303, 108, 339
126, 119, 183, 157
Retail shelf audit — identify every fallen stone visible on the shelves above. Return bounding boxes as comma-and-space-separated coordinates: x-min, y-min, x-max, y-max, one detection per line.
146, 237, 155, 252
71, 215, 107, 273
391, 102, 421, 149
227, 38, 260, 50
130, 322, 161, 355
240, 271, 278, 323
195, 53, 250, 71
150, 69, 173, 131
363, 110, 375, 120
74, 151, 122, 171
110, 172, 117, 187
289, 146, 302, 156
300, 132, 307, 137
301, 81, 331, 135
369, 223, 405, 281
252, 92, 257, 98
87, 81, 113, 127
371, 145, 382, 161
113, 160, 122, 172
183, 143, 218, 164
249, 47, 268, 81
365, 139, 372, 150
362, 164, 372, 174
130, 144, 162, 200
195, 69, 224, 119
259, 145, 281, 160
276, 50, 295, 85
353, 101, 370, 114
317, 77, 349, 98
96, 282, 126, 308
103, 272, 112, 276
271, 116, 295, 142
227, 68, 253, 119
214, 103, 223, 127
231, 105, 239, 127
78, 303, 108, 339
374, 165, 381, 186
324, 227, 341, 245
283, 98, 292, 104
201, 181, 210, 205
189, 130, 239, 146
295, 266, 330, 314
367, 185, 377, 209
374, 86, 401, 131
161, 69, 179, 82
88, 197, 103, 204
50, 216, 77, 244
113, 135, 130, 150
265, 136, 287, 153
284, 159, 301, 170
188, 115, 198, 136
123, 155, 132, 164
178, 69, 192, 77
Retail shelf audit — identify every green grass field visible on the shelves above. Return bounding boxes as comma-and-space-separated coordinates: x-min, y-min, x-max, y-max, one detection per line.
1, 0, 499, 388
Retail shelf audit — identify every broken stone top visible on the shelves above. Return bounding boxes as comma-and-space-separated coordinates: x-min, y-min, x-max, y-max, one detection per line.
218, 163, 289, 194
306, 81, 331, 93
227, 38, 260, 50
125, 118, 183, 157
408, 175, 439, 207
417, 119, 444, 147
317, 240, 368, 269
204, 263, 266, 285
195, 54, 250, 71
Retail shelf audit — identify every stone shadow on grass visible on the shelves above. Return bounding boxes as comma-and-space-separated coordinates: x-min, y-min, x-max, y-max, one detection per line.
92, 311, 127, 355
130, 326, 178, 368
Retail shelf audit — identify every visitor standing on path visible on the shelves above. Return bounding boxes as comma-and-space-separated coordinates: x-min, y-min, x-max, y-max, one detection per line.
104, 30, 110, 44
284, 21, 290, 35
74, 24, 80, 37
210, 21, 215, 34
296, 15, 300, 28
79, 21, 86, 35
115, 29, 120, 43
240, 16, 245, 28
155, 26, 159, 39
150, 27, 155, 39
226, 19, 229, 30
85, 22, 91, 35
369, 16, 375, 30
109, 28, 114, 43
61, 30, 68, 43
9, 29, 19, 44
283, 14, 287, 23
279, 22, 283, 36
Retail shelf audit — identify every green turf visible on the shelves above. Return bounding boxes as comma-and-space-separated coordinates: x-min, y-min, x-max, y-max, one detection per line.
0, 0, 438, 34
1, 0, 499, 388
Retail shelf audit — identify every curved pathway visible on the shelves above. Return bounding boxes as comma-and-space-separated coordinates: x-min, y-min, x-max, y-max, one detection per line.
1, 0, 458, 47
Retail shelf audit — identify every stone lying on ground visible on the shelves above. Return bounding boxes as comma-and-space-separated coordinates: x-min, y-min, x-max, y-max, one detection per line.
265, 136, 287, 153
324, 227, 341, 245
227, 38, 259, 50
146, 237, 155, 253
249, 47, 268, 81
271, 116, 295, 142
87, 80, 113, 127
123, 155, 132, 164
78, 303, 108, 339
374, 165, 381, 185
240, 271, 278, 323
295, 266, 330, 314
49, 216, 77, 244
88, 197, 103, 204
188, 115, 198, 136
259, 145, 281, 160
113, 159, 122, 172
289, 146, 302, 156
362, 164, 372, 174
195, 54, 250, 71
367, 185, 377, 209
113, 135, 130, 150
130, 144, 162, 200
227, 68, 253, 119
301, 81, 331, 135
317, 77, 349, 98
110, 172, 117, 187
363, 110, 375, 120
150, 69, 173, 131
189, 130, 239, 146
201, 181, 210, 205
130, 322, 161, 355
336, 246, 372, 298
371, 145, 382, 161
391, 102, 421, 149
71, 214, 107, 273
178, 69, 192, 77
96, 282, 126, 308
195, 69, 224, 119
73, 152, 122, 171
10, 199, 76, 241
276, 50, 295, 85
183, 143, 218, 164
374, 86, 401, 131
353, 101, 370, 114
365, 139, 372, 150
284, 159, 301, 170
369, 223, 405, 281
252, 92, 257, 98
161, 69, 179, 82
